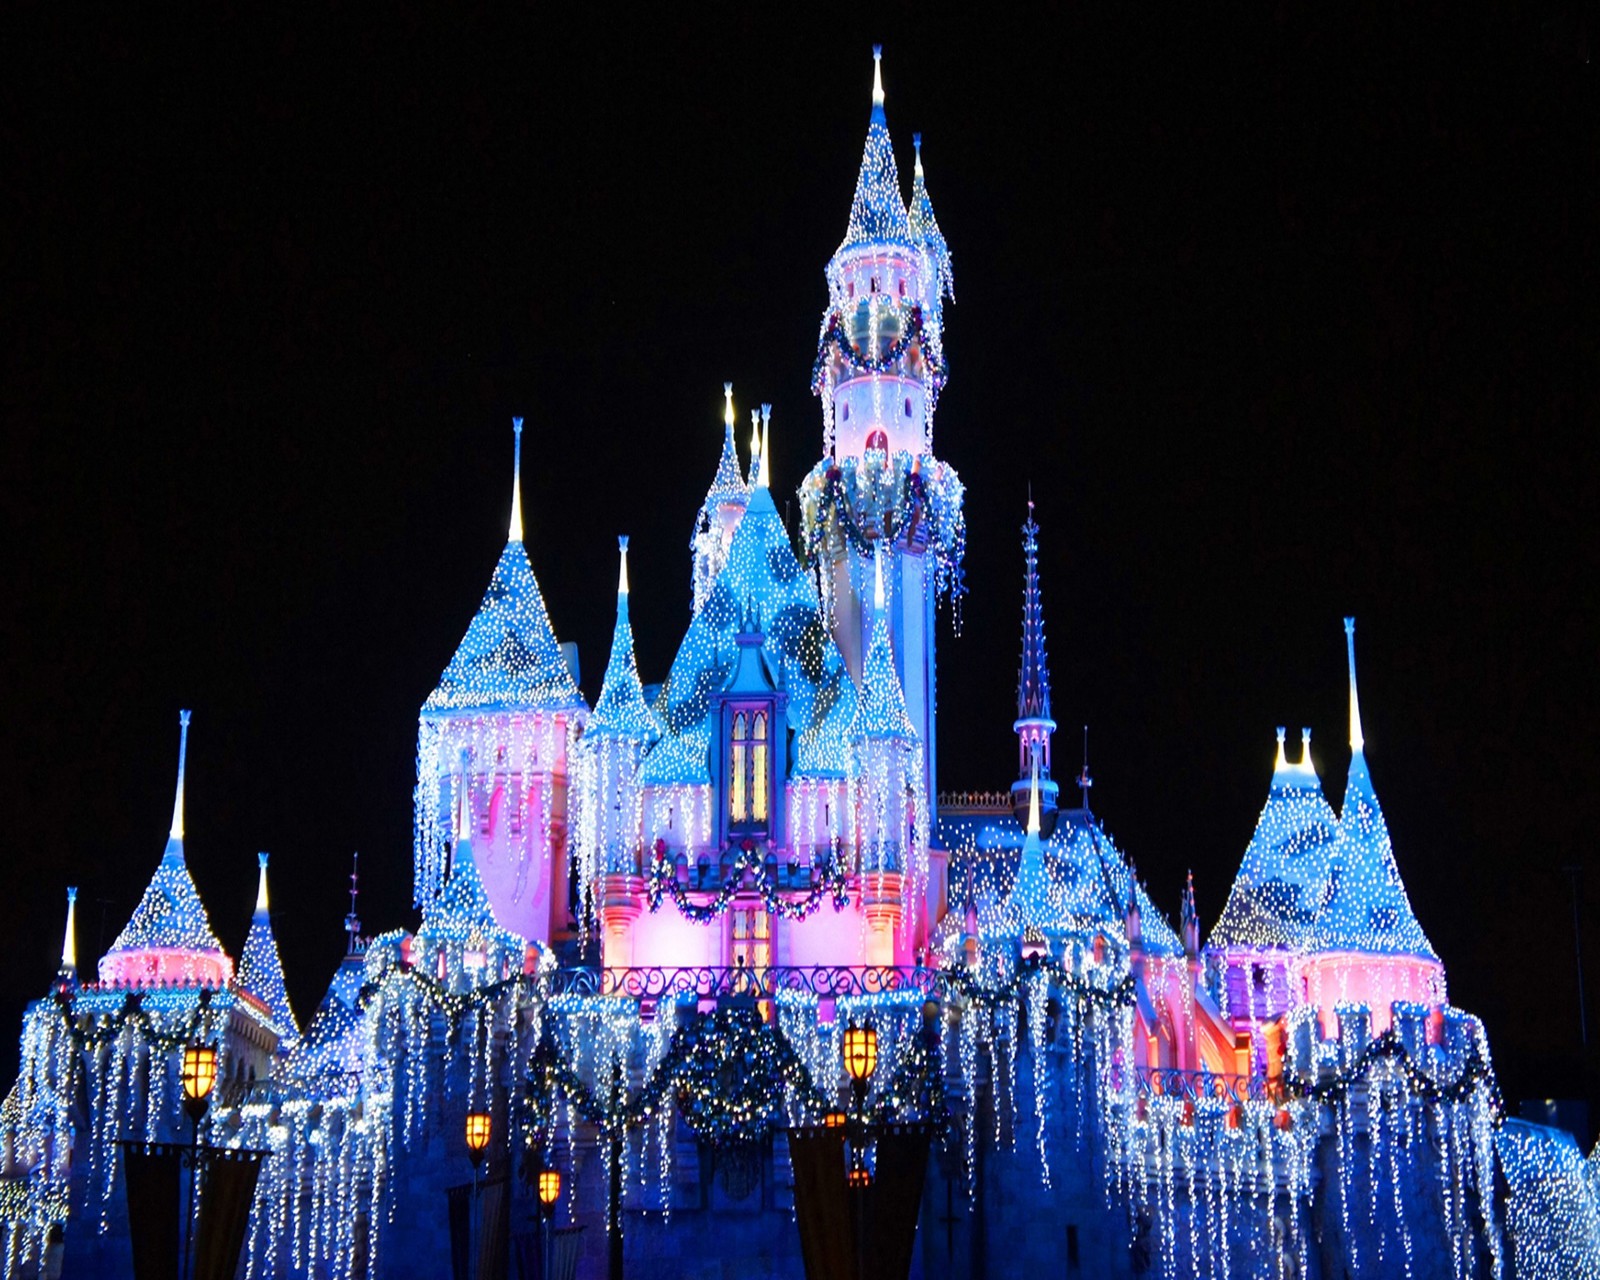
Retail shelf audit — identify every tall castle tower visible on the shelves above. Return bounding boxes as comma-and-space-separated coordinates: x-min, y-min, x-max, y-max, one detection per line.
414, 420, 588, 946
801, 48, 964, 813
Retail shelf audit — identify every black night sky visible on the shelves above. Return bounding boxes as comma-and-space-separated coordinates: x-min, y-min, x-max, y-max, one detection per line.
2, 8, 1595, 1106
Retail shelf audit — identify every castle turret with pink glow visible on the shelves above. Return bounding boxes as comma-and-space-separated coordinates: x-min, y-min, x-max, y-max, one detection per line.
414, 418, 587, 947
799, 47, 966, 814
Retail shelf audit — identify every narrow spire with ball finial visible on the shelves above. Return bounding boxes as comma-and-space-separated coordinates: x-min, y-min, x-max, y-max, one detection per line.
509, 418, 525, 543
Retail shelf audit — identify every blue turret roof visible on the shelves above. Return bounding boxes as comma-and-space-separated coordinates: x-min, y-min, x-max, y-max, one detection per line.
1311, 620, 1437, 958
834, 49, 911, 258
585, 539, 664, 745
424, 539, 583, 714
644, 482, 856, 785
237, 852, 299, 1048
699, 386, 750, 520
424, 426, 584, 716
1206, 730, 1338, 952
104, 712, 230, 962
907, 134, 954, 302
852, 554, 916, 742
281, 953, 366, 1086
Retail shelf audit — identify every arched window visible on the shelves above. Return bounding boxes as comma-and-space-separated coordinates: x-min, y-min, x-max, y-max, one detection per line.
752, 712, 769, 822
730, 712, 748, 821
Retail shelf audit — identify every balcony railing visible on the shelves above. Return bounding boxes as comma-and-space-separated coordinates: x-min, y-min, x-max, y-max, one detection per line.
549, 965, 940, 1001
1133, 1065, 1283, 1105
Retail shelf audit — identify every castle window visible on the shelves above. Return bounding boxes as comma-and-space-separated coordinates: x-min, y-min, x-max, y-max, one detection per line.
847, 281, 855, 299
731, 904, 771, 971
904, 397, 913, 418
728, 709, 771, 825
841, 402, 850, 423
870, 276, 878, 293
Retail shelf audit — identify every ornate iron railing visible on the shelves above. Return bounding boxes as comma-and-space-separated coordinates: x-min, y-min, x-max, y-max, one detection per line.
548, 965, 941, 1001
1134, 1065, 1282, 1105
936, 790, 1013, 812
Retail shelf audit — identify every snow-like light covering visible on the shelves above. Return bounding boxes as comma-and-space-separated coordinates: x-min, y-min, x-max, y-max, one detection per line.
584, 538, 664, 744
1310, 619, 1438, 958
850, 549, 916, 741
1497, 1120, 1600, 1278
833, 47, 911, 256
100, 712, 233, 985
422, 424, 582, 715
907, 132, 954, 305
700, 385, 749, 517
237, 852, 299, 1048
280, 954, 367, 1086
941, 808, 1183, 956
1206, 728, 1338, 951
644, 483, 856, 784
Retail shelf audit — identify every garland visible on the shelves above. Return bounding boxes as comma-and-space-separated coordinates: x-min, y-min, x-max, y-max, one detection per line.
810, 304, 945, 388
1285, 1027, 1505, 1118
52, 985, 227, 1054
526, 1006, 833, 1148
645, 837, 850, 924
941, 954, 1138, 1013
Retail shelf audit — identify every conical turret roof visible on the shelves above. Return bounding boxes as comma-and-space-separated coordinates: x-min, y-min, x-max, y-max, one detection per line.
101, 712, 233, 981
852, 550, 916, 742
698, 385, 750, 520
907, 133, 954, 302
585, 538, 664, 744
1312, 620, 1437, 958
834, 48, 911, 258
237, 852, 299, 1048
423, 423, 583, 715
1207, 728, 1338, 952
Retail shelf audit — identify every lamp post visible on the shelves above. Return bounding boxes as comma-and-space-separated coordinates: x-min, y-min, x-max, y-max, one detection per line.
466, 1110, 491, 1278
537, 1166, 562, 1280
178, 1043, 217, 1280
842, 1022, 878, 1276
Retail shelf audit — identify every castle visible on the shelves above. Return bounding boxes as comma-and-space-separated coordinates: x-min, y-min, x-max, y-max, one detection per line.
2, 48, 1597, 1280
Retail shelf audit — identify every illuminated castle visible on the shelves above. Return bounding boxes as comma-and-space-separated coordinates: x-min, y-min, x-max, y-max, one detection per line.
2, 47, 1596, 1280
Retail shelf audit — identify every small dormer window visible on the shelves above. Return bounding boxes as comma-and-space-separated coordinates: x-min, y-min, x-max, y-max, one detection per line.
847, 281, 855, 299
841, 402, 850, 423
897, 278, 906, 297
904, 397, 913, 418
729, 710, 770, 825
870, 276, 878, 293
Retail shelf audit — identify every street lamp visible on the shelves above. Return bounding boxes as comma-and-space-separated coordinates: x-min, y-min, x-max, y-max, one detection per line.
465, 1111, 492, 1276
842, 1022, 878, 1113
178, 1043, 217, 1280
538, 1166, 562, 1280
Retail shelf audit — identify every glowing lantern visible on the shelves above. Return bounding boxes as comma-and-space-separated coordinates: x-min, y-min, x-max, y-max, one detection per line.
842, 1025, 878, 1082
181, 1043, 217, 1123
824, 1110, 847, 1130
538, 1168, 562, 1208
465, 1111, 492, 1167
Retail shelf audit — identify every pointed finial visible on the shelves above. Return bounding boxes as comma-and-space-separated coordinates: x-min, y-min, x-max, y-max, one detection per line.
1273, 726, 1289, 775
1026, 747, 1042, 837
749, 410, 762, 484
344, 851, 362, 954
168, 709, 192, 848
871, 46, 885, 118
1299, 727, 1314, 772
255, 851, 271, 917
758, 405, 772, 489
60, 887, 78, 975
913, 132, 924, 178
509, 418, 525, 542
723, 383, 734, 432
1077, 725, 1093, 806
618, 535, 630, 596
1344, 616, 1365, 754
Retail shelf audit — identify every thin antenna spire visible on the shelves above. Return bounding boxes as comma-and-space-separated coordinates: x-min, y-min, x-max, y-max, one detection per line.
618, 535, 630, 596
758, 404, 772, 489
255, 851, 270, 917
509, 417, 525, 542
1077, 725, 1093, 807
60, 887, 77, 975
344, 852, 362, 954
1344, 616, 1365, 754
168, 710, 192, 849
871, 45, 886, 119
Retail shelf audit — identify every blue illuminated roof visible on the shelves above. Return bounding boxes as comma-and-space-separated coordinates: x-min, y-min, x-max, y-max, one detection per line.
423, 540, 584, 715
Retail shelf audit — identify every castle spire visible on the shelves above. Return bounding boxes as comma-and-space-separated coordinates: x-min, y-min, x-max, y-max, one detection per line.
59, 887, 77, 981
758, 405, 772, 490
344, 851, 362, 956
1345, 616, 1366, 756
509, 417, 524, 543
165, 709, 191, 861
907, 132, 955, 303
836, 46, 910, 255
1012, 502, 1059, 831
586, 536, 664, 743
238, 851, 299, 1047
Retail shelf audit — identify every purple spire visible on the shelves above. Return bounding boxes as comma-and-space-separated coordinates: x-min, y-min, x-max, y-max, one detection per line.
1015, 501, 1053, 727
